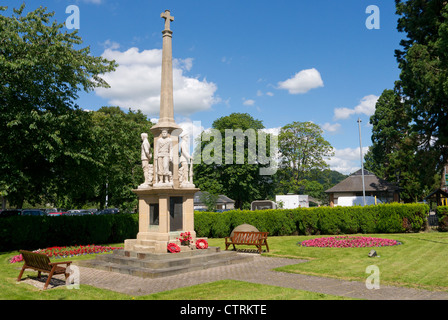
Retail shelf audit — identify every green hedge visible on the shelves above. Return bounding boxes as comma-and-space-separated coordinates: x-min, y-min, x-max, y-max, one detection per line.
0, 214, 138, 252
193, 203, 429, 238
436, 206, 448, 232
0, 204, 430, 251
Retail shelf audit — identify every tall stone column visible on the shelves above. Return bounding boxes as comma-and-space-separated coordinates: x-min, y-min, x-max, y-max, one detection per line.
151, 10, 181, 188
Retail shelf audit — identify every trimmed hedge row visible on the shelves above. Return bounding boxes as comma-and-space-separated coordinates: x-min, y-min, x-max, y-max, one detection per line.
0, 214, 138, 252
0, 204, 430, 252
194, 203, 429, 238
436, 206, 448, 231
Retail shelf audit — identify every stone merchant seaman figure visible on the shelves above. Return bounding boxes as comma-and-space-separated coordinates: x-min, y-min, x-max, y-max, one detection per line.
179, 133, 194, 188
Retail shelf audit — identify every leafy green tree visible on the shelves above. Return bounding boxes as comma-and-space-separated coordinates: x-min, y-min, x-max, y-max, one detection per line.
193, 113, 274, 209
278, 121, 334, 182
89, 107, 154, 210
0, 5, 117, 207
395, 0, 448, 179
364, 89, 423, 202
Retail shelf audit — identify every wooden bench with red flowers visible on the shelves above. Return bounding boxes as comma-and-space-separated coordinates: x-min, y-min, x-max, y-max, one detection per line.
225, 231, 269, 254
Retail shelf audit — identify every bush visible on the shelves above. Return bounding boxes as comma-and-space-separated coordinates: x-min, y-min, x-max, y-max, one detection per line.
0, 214, 138, 252
436, 206, 448, 232
194, 203, 429, 238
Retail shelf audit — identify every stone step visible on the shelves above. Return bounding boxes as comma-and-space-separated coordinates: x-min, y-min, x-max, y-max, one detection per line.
79, 252, 253, 279
97, 250, 241, 270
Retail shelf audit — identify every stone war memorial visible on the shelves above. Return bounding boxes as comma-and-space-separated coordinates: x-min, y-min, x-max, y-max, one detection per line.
126, 9, 198, 253
80, 10, 252, 278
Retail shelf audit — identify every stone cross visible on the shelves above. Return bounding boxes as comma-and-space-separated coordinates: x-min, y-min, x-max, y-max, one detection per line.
161, 10, 174, 31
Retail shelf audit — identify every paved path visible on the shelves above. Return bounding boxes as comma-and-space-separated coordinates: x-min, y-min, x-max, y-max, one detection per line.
59, 254, 447, 300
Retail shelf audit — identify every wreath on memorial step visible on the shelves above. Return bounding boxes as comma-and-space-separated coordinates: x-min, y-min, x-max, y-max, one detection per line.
195, 239, 208, 250
167, 243, 181, 253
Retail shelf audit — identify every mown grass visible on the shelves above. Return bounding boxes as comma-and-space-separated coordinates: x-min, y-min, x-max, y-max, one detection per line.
207, 232, 448, 292
0, 246, 352, 300
2, 231, 447, 299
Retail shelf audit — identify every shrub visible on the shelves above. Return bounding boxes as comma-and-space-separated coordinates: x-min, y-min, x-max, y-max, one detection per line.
0, 214, 138, 252
194, 203, 429, 237
436, 206, 448, 232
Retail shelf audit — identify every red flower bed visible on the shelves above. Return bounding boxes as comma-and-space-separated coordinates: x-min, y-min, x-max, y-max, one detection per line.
299, 236, 402, 248
9, 244, 123, 263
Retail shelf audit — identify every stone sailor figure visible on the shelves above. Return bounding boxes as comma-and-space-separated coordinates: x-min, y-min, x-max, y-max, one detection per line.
155, 129, 173, 184
139, 133, 153, 188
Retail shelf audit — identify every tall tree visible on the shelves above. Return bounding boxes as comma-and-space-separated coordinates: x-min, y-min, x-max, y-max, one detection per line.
278, 121, 334, 182
193, 113, 274, 209
0, 4, 117, 207
89, 107, 154, 210
364, 89, 423, 202
395, 0, 448, 179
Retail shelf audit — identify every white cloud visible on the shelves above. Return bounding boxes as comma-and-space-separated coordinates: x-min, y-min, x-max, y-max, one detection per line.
326, 147, 369, 175
101, 40, 120, 50
261, 127, 281, 136
277, 68, 324, 94
333, 95, 379, 120
243, 99, 256, 106
321, 122, 341, 133
95, 47, 219, 116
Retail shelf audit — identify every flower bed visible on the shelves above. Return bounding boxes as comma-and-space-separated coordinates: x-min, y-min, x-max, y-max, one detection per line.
9, 244, 123, 263
298, 236, 402, 248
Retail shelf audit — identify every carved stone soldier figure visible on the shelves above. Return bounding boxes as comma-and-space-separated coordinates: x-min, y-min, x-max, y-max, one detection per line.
139, 133, 153, 188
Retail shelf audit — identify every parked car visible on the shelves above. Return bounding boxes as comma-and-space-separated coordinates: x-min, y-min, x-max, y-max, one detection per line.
45, 208, 66, 214
22, 209, 46, 216
67, 209, 93, 216
96, 208, 120, 215
46, 211, 66, 216
0, 209, 22, 217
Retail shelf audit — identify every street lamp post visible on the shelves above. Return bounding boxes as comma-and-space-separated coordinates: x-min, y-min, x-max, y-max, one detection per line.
357, 118, 366, 206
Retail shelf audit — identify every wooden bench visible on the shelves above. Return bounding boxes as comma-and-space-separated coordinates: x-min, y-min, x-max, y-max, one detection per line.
17, 250, 72, 290
225, 231, 269, 254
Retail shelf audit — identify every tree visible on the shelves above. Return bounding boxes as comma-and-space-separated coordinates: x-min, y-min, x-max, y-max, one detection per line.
278, 121, 334, 181
0, 5, 117, 207
193, 113, 274, 209
89, 107, 153, 210
364, 89, 424, 202
395, 0, 448, 179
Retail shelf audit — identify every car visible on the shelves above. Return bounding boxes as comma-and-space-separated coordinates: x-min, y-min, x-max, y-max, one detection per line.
46, 211, 67, 216
96, 208, 120, 215
0, 209, 22, 217
67, 209, 93, 216
22, 209, 46, 216
45, 208, 66, 214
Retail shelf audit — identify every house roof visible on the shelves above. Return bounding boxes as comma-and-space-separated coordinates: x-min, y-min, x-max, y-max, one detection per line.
194, 191, 235, 204
325, 169, 399, 193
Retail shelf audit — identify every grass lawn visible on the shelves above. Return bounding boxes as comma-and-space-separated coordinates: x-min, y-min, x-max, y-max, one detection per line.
1, 231, 447, 299
0, 245, 353, 300
207, 231, 448, 292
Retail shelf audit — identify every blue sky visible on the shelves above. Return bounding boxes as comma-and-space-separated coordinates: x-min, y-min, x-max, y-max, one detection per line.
5, 0, 404, 174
